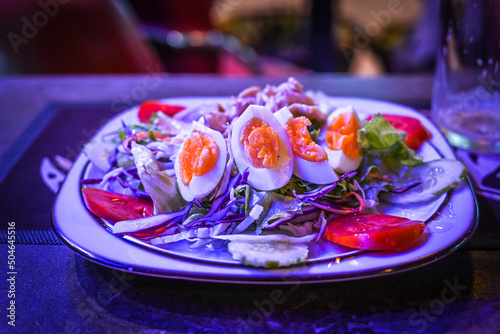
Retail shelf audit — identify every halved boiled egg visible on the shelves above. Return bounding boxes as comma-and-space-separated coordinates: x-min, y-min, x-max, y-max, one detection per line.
275, 107, 338, 184
231, 105, 293, 191
174, 120, 227, 201
321, 105, 363, 174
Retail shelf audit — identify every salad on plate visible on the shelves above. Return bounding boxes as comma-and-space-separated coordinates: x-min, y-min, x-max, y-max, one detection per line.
80, 78, 467, 268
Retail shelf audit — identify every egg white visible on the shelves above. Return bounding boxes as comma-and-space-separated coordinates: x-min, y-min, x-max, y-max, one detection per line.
323, 146, 362, 174
320, 105, 363, 174
174, 120, 228, 201
275, 107, 338, 185
231, 105, 293, 191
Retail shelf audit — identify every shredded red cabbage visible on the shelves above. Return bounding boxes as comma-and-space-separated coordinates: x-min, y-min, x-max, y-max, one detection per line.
217, 212, 246, 223
107, 146, 119, 171
198, 169, 249, 219
80, 178, 102, 185
183, 197, 246, 228
308, 191, 365, 214
121, 120, 132, 136
293, 170, 357, 201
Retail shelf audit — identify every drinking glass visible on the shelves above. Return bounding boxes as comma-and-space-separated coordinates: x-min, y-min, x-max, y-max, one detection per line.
431, 0, 500, 153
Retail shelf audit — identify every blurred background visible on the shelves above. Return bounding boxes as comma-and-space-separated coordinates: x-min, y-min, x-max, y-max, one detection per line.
0, 0, 439, 77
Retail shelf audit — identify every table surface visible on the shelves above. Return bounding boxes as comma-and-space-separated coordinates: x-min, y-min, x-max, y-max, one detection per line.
1, 74, 499, 334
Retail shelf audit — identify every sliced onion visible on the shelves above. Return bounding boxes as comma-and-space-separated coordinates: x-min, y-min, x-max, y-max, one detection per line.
112, 203, 192, 234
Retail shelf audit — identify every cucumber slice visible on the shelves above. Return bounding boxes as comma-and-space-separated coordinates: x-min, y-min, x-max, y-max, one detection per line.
227, 240, 309, 268
381, 159, 467, 205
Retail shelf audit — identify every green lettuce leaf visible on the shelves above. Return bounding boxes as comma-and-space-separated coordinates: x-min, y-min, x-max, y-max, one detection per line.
131, 142, 186, 214
357, 114, 425, 204
275, 175, 312, 197
358, 113, 423, 168
259, 192, 303, 225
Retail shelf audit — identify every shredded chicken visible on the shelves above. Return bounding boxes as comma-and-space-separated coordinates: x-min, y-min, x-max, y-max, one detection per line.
166, 78, 327, 133
238, 86, 261, 98
199, 104, 228, 133
228, 77, 321, 120
288, 103, 327, 123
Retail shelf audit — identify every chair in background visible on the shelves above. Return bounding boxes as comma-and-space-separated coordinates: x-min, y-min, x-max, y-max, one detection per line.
0, 0, 163, 74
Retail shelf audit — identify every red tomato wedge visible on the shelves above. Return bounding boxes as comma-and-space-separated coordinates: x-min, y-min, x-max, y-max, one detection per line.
82, 188, 154, 222
366, 114, 432, 151
137, 101, 186, 123
323, 213, 426, 251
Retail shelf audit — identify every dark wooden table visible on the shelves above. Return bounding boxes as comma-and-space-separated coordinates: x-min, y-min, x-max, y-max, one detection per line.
0, 74, 499, 333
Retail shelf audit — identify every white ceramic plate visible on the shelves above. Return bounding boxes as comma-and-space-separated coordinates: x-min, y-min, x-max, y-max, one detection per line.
52, 96, 479, 284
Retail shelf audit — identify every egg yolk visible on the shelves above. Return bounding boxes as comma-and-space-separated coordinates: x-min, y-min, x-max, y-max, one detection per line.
240, 118, 280, 169
178, 130, 219, 186
285, 117, 327, 162
325, 111, 360, 160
